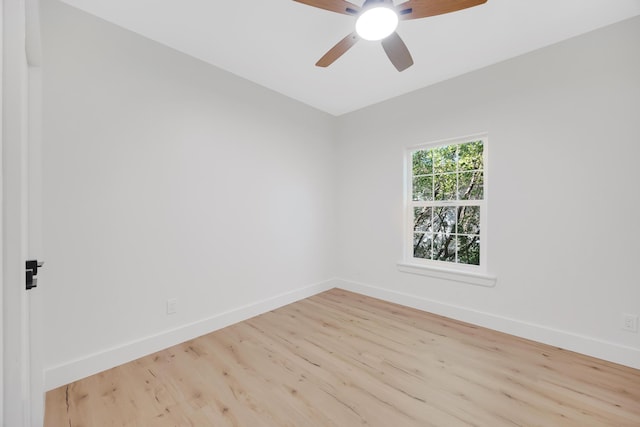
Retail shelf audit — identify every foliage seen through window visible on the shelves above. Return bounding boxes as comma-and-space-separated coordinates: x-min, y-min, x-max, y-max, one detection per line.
410, 140, 484, 266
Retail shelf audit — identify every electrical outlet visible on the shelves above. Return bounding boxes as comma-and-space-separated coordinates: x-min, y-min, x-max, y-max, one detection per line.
622, 314, 638, 333
167, 298, 177, 315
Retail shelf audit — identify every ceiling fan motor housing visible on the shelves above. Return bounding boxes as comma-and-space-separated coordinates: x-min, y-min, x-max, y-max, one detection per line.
362, 0, 393, 9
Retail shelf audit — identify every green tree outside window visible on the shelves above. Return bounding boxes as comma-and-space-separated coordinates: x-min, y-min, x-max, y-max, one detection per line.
410, 140, 484, 266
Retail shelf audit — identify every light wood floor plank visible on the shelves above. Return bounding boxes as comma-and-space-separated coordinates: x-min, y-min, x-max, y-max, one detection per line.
45, 289, 640, 426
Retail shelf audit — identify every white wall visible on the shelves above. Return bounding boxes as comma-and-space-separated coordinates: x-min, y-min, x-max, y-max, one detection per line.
41, 0, 640, 390
41, 1, 337, 389
335, 16, 640, 368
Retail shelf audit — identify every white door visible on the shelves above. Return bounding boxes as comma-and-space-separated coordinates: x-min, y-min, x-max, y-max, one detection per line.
2, 0, 44, 425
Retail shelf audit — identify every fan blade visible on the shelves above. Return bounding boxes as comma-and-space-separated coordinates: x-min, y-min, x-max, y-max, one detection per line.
396, 0, 487, 20
381, 32, 413, 72
316, 32, 359, 67
293, 0, 361, 16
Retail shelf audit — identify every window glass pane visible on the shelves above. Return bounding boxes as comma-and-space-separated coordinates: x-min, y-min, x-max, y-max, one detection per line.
433, 206, 456, 234
413, 233, 432, 259
412, 176, 433, 201
432, 145, 457, 173
412, 150, 433, 175
457, 235, 480, 265
457, 206, 480, 235
458, 171, 483, 200
433, 234, 456, 263
414, 207, 433, 232
458, 141, 483, 171
434, 173, 457, 201
409, 138, 485, 268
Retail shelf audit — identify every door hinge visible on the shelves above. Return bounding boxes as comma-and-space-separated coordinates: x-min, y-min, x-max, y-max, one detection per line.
26, 260, 44, 290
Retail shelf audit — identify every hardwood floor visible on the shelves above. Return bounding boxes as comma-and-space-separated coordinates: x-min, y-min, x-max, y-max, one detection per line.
45, 289, 640, 426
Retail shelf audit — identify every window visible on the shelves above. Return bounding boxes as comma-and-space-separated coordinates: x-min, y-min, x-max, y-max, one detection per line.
406, 135, 487, 272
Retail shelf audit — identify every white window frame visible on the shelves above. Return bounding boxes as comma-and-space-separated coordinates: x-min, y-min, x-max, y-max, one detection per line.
399, 134, 496, 287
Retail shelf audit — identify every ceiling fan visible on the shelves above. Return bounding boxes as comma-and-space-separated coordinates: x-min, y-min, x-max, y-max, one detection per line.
293, 0, 488, 71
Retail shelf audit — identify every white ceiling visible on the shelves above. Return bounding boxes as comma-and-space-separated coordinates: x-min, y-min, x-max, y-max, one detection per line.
57, 0, 640, 116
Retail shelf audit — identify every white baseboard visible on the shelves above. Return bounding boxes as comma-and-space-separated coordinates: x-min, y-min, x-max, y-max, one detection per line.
45, 277, 639, 391
335, 278, 640, 370
44, 279, 339, 391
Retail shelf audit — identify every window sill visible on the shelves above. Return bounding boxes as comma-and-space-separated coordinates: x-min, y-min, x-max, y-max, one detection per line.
397, 262, 497, 288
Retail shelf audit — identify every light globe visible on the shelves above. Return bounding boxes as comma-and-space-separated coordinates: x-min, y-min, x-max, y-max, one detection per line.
355, 7, 399, 41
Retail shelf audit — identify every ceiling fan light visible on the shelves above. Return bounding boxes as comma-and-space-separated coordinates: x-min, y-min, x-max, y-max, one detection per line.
355, 7, 399, 41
